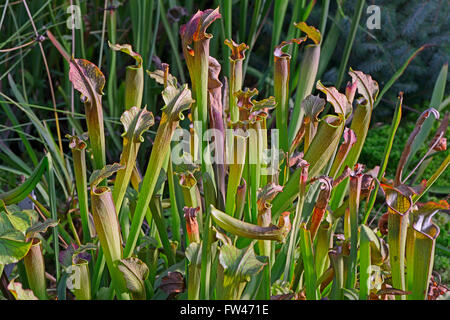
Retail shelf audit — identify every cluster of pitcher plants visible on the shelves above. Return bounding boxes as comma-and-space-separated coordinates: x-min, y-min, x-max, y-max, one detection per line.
0, 8, 448, 301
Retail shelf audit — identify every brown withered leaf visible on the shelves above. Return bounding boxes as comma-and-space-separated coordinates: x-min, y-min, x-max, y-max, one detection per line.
158, 271, 185, 297
378, 212, 389, 235
208, 56, 222, 91
278, 211, 292, 238
361, 166, 379, 197
183, 206, 200, 242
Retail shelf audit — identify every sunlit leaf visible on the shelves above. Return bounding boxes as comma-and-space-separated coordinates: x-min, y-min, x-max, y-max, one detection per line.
8, 279, 38, 300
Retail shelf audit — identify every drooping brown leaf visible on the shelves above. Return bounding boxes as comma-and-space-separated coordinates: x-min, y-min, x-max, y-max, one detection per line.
159, 271, 185, 297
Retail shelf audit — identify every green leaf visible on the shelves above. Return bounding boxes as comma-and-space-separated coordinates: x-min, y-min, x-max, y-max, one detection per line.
186, 242, 202, 268
0, 203, 37, 233
219, 244, 267, 284
117, 257, 149, 300
342, 288, 359, 300
0, 156, 48, 205
299, 224, 318, 300
0, 212, 31, 264
185, 242, 203, 299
